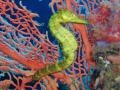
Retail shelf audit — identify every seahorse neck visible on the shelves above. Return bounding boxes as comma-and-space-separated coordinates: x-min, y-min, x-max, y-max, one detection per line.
48, 16, 65, 34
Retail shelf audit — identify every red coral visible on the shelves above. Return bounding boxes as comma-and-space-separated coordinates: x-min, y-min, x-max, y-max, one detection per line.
87, 1, 120, 43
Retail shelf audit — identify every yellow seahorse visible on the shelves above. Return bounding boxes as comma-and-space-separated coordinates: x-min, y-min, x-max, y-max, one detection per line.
33, 9, 89, 80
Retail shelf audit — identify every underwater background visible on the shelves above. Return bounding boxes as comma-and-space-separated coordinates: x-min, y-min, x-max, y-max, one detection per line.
1, 0, 120, 90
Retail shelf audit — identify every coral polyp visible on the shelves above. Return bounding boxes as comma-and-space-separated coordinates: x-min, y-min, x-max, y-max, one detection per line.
87, 1, 120, 43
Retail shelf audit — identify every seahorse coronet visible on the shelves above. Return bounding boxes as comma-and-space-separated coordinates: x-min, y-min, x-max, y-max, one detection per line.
33, 9, 89, 81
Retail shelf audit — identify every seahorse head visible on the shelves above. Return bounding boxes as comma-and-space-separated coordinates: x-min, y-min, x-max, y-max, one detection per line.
58, 9, 89, 24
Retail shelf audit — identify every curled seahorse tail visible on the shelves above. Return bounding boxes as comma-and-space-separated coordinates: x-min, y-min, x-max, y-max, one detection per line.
33, 9, 88, 81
